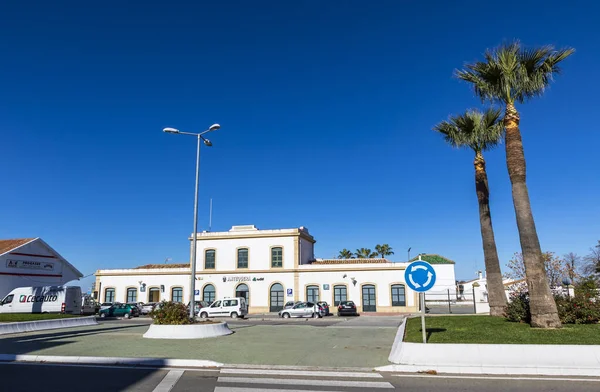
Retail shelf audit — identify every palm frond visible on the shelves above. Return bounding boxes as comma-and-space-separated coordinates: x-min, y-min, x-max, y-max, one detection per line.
457, 41, 574, 104
433, 108, 503, 153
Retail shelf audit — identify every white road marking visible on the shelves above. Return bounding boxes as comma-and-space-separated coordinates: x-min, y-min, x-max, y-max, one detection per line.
220, 368, 382, 378
215, 388, 344, 392
152, 370, 185, 392
393, 374, 600, 382
0, 361, 219, 373
217, 376, 394, 388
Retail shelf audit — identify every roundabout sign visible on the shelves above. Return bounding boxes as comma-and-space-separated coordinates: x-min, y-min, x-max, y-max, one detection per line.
404, 261, 436, 293
405, 258, 437, 344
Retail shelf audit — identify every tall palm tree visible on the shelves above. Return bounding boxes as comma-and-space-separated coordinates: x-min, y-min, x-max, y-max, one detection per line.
375, 244, 394, 259
337, 249, 354, 259
355, 248, 377, 258
456, 42, 574, 328
433, 108, 507, 316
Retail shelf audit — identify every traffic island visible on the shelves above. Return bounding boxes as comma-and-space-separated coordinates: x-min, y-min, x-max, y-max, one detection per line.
379, 316, 600, 376
143, 321, 233, 339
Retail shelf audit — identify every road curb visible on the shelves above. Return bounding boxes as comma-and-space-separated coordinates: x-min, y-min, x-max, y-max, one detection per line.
0, 354, 223, 369
375, 363, 600, 377
0, 316, 98, 335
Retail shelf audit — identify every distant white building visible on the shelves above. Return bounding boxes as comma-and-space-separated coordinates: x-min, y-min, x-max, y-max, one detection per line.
95, 225, 457, 314
0, 238, 83, 299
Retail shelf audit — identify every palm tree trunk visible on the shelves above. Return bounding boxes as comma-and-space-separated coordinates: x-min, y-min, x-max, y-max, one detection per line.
474, 152, 507, 316
504, 103, 561, 328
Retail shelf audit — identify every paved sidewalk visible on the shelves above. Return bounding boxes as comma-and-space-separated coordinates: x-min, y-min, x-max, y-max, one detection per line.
0, 321, 396, 368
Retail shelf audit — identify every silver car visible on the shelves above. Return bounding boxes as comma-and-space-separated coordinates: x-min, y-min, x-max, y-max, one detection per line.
279, 301, 321, 318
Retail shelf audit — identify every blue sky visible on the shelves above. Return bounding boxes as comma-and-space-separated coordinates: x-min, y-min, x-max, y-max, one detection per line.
1, 1, 599, 292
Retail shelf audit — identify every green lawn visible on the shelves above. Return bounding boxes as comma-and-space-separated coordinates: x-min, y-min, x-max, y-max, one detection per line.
404, 315, 600, 345
0, 314, 81, 323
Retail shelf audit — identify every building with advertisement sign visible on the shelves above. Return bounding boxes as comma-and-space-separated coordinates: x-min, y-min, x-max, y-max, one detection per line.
0, 238, 83, 299
94, 226, 456, 314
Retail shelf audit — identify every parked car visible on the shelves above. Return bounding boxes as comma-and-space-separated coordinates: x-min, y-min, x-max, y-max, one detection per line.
187, 301, 210, 316
279, 301, 321, 318
99, 303, 139, 319
100, 302, 114, 312
283, 301, 300, 309
199, 297, 248, 319
141, 302, 156, 315
337, 300, 358, 316
127, 302, 143, 315
316, 301, 330, 316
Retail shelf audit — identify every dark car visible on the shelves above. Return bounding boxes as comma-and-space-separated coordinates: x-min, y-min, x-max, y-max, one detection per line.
337, 300, 358, 316
99, 303, 139, 319
317, 301, 330, 316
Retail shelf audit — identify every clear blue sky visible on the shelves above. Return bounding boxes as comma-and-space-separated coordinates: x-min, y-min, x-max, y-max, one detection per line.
2, 1, 599, 292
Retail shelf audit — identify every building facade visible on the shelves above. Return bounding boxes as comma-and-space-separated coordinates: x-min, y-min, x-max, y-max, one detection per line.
95, 225, 457, 314
0, 238, 83, 299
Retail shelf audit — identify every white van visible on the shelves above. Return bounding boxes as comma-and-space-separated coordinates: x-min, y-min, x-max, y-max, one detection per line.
81, 294, 96, 315
0, 286, 82, 314
199, 297, 248, 319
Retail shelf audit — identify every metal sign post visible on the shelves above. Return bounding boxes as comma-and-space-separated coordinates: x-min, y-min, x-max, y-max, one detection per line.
405, 258, 437, 344
420, 292, 426, 344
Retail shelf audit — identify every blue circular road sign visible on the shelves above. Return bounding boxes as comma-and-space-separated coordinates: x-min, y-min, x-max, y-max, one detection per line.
404, 261, 437, 292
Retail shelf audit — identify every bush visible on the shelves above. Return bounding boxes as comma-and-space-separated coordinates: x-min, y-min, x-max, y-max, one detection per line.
555, 278, 600, 324
504, 292, 530, 323
504, 278, 600, 325
149, 301, 193, 325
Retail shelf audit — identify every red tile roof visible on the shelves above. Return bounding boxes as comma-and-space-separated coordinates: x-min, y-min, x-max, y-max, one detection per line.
0, 238, 35, 255
311, 258, 390, 265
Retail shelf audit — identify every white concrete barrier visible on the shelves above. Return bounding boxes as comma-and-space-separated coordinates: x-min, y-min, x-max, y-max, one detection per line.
380, 318, 600, 376
143, 322, 233, 339
0, 316, 98, 335
0, 354, 223, 368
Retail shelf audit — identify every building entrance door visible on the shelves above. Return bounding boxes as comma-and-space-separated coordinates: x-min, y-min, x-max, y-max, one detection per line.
270, 283, 284, 312
148, 288, 160, 303
362, 285, 376, 312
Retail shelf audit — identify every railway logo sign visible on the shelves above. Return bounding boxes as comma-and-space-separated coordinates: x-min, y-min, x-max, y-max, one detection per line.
405, 261, 436, 292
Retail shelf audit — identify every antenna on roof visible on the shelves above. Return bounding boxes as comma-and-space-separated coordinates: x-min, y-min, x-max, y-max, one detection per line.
209, 198, 213, 232
164, 257, 172, 264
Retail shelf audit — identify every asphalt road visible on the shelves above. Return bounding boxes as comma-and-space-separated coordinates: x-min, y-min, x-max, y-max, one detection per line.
0, 362, 598, 392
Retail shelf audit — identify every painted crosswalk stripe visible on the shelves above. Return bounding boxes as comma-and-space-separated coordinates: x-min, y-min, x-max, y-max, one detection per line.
220, 368, 383, 378
152, 370, 185, 392
217, 376, 394, 389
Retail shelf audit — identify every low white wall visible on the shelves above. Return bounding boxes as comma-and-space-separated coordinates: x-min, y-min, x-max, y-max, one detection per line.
384, 319, 600, 376
0, 316, 98, 335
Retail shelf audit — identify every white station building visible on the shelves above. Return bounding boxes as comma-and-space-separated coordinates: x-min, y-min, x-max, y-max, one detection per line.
0, 238, 83, 299
95, 225, 457, 314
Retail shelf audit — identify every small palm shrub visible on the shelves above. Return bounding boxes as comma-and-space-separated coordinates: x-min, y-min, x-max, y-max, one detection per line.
149, 301, 193, 325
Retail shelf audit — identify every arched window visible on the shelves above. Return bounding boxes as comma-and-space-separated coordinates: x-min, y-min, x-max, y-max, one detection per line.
306, 285, 319, 303
236, 283, 249, 301
237, 248, 249, 269
269, 283, 284, 312
333, 285, 347, 306
391, 284, 406, 306
271, 247, 283, 268
205, 249, 216, 269
203, 284, 216, 304
126, 288, 137, 303
104, 288, 115, 303
171, 287, 183, 303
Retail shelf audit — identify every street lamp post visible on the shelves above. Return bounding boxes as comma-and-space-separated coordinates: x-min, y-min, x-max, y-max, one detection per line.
163, 123, 220, 319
